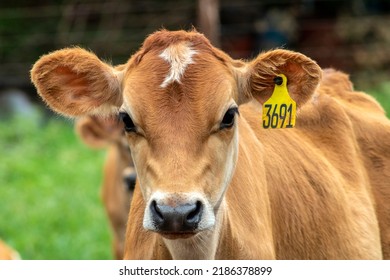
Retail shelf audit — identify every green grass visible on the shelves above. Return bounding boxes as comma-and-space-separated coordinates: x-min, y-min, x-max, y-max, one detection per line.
0, 113, 111, 260
367, 81, 390, 117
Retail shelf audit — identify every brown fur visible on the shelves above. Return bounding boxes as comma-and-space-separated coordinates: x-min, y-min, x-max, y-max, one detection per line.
75, 116, 134, 259
31, 29, 389, 259
320, 69, 390, 259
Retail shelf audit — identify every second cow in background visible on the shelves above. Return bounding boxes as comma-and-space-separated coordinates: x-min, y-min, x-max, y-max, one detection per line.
75, 116, 135, 259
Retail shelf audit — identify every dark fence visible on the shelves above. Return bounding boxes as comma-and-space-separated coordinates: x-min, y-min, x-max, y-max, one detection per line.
1, 0, 390, 93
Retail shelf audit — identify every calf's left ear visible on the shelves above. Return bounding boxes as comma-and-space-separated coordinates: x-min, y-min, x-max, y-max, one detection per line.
237, 49, 322, 107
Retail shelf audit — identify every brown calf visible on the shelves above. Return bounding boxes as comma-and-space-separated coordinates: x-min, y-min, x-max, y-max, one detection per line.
75, 116, 135, 259
31, 29, 389, 259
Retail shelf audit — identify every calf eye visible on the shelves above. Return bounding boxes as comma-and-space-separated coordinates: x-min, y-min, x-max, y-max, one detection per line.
220, 107, 239, 129
123, 172, 136, 192
119, 112, 136, 133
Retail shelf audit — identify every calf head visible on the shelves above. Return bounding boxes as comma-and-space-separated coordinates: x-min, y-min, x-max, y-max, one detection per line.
31, 30, 321, 239
75, 115, 136, 192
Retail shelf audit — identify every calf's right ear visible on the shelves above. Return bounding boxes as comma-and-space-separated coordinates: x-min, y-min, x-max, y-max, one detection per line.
30, 47, 123, 117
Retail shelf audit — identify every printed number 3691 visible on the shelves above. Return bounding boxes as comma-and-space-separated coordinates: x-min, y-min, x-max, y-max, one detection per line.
263, 103, 294, 129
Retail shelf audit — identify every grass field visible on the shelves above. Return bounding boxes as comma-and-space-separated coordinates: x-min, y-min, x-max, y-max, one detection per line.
0, 84, 389, 260
0, 113, 111, 259
368, 81, 390, 117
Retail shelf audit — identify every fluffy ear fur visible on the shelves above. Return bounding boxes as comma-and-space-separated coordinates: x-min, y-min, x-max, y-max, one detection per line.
75, 116, 124, 149
30, 47, 122, 117
236, 49, 322, 107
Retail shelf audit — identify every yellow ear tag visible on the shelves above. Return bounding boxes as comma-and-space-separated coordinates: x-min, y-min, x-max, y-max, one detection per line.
262, 74, 296, 129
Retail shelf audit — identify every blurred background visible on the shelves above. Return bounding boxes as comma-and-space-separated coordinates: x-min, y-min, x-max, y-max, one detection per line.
1, 0, 390, 259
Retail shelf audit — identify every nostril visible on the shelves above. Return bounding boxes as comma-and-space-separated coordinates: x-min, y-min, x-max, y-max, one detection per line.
151, 200, 164, 221
186, 201, 203, 224
148, 200, 203, 232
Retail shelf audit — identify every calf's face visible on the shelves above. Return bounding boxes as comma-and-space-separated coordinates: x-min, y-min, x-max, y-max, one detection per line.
30, 30, 321, 239
120, 44, 240, 237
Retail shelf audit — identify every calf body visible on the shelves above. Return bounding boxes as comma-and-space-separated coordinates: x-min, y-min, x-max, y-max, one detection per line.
321, 70, 390, 259
31, 30, 389, 259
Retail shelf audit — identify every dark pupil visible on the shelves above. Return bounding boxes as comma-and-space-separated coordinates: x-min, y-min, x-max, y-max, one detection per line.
119, 112, 136, 132
123, 172, 136, 192
220, 108, 237, 129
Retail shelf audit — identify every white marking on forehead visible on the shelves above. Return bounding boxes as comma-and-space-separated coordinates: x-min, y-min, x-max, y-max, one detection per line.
159, 42, 198, 88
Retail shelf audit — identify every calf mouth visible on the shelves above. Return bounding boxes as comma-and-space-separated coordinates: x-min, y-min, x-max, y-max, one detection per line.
160, 232, 198, 240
